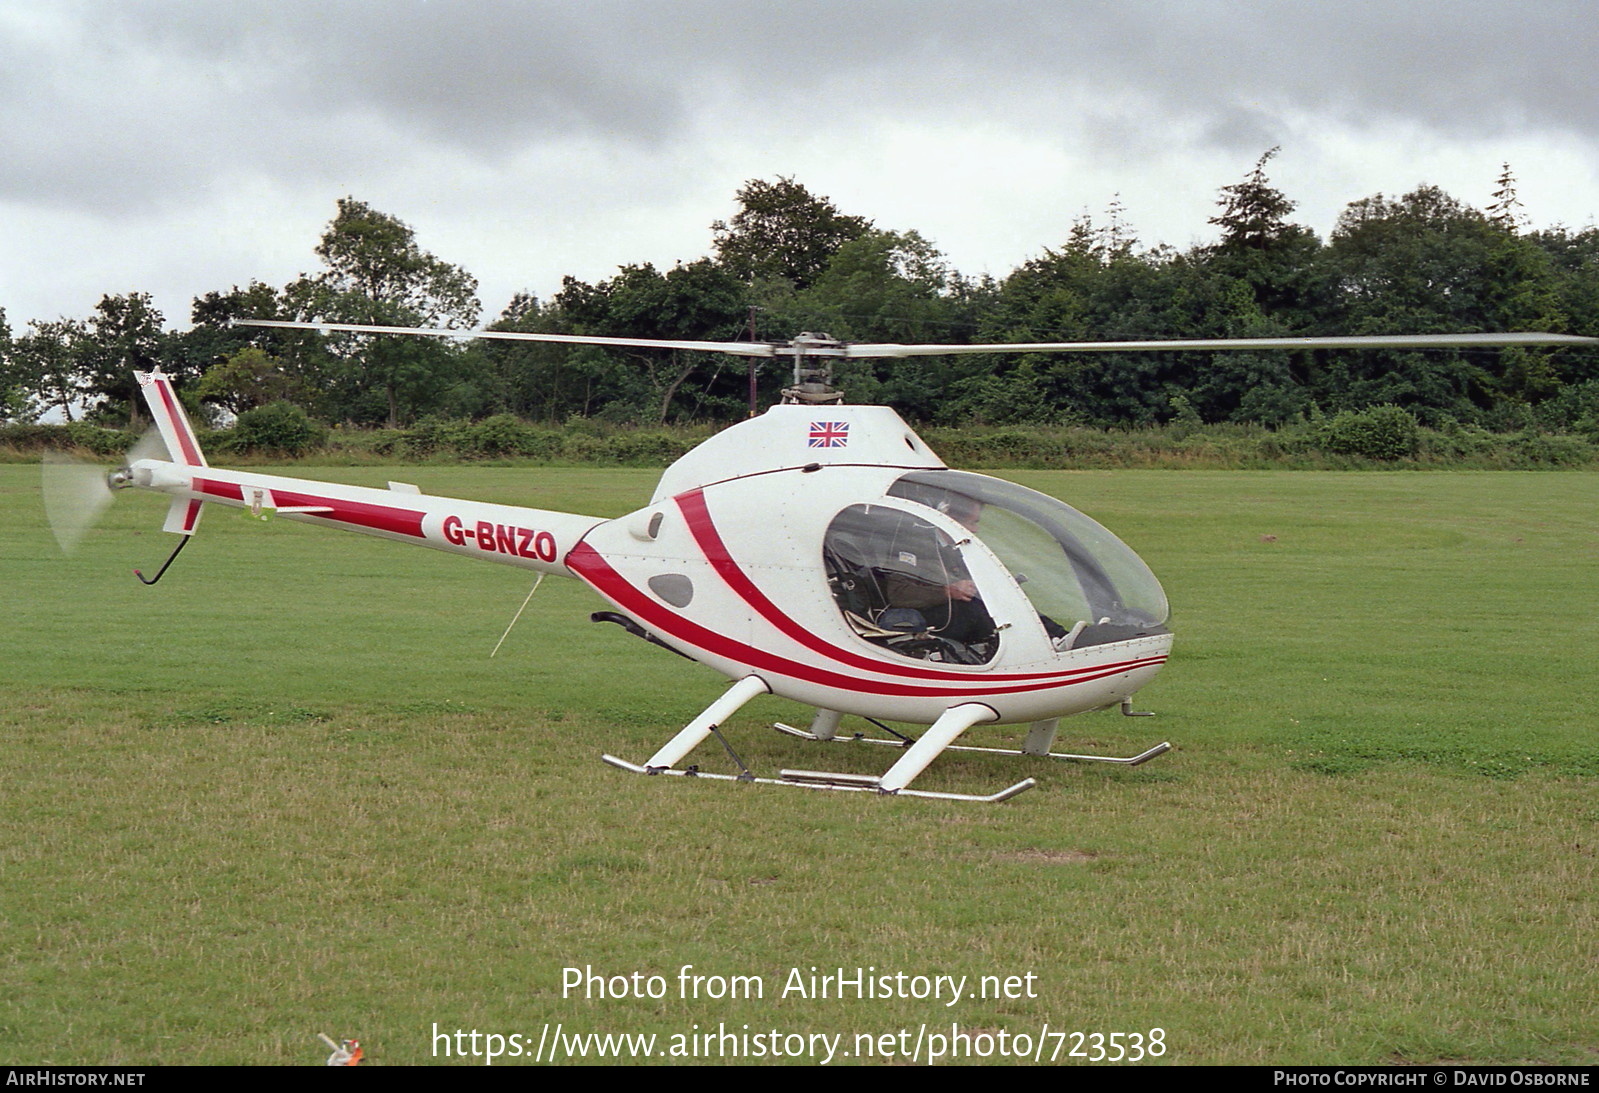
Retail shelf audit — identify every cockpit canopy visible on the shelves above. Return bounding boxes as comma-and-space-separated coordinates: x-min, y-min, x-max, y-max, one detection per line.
823, 470, 1168, 663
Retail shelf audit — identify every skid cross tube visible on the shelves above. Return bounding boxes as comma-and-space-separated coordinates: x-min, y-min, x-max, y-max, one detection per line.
773, 716, 1171, 766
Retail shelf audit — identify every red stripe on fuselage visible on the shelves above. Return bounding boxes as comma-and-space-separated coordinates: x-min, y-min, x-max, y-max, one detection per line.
193, 479, 426, 538
195, 480, 243, 502
566, 541, 1165, 700
674, 487, 1142, 686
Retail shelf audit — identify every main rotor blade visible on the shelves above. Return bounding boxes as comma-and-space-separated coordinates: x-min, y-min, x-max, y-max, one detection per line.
237, 319, 777, 358
842, 332, 1599, 358
238, 320, 1599, 360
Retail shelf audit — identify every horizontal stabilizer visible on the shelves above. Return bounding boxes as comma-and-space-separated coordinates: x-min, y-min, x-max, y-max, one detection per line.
163, 496, 204, 536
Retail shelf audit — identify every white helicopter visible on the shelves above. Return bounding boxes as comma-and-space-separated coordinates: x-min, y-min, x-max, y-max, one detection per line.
45, 324, 1595, 801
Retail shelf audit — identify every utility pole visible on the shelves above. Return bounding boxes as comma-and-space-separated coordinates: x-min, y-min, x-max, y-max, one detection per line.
746, 305, 762, 417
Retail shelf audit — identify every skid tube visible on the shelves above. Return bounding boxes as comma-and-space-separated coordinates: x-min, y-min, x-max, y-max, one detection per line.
773, 700, 1172, 767
603, 678, 1035, 802
601, 754, 1035, 803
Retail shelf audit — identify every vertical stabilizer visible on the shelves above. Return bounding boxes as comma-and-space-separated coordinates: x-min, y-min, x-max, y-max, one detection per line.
135, 369, 208, 468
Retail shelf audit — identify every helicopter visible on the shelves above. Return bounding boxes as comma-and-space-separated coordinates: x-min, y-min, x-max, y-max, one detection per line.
45, 324, 1597, 802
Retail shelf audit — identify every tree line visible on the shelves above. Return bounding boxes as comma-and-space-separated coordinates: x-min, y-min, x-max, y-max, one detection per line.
5, 157, 1599, 433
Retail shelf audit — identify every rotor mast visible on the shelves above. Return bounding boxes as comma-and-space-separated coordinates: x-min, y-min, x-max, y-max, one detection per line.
778, 332, 845, 405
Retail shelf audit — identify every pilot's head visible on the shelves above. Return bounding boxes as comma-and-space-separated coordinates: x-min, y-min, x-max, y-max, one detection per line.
939, 494, 983, 532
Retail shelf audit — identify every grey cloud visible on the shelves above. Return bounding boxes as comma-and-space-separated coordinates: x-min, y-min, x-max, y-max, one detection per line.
5, 0, 1593, 213
2, 0, 1596, 325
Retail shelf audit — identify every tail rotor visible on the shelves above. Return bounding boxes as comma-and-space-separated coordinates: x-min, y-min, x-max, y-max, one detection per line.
41, 429, 170, 554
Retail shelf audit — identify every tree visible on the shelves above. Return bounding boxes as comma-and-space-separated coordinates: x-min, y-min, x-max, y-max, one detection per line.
1325, 185, 1547, 418
188, 281, 291, 366
711, 177, 872, 290
1098, 195, 1139, 260
76, 293, 172, 426
1204, 147, 1327, 319
187, 281, 334, 418
1329, 185, 1498, 323
778, 229, 974, 411
312, 198, 479, 324
1177, 154, 1328, 421
196, 347, 312, 415
1210, 148, 1296, 252
1487, 163, 1526, 234
786, 230, 954, 338
0, 307, 22, 422
478, 292, 578, 420
967, 216, 1193, 426
11, 319, 88, 422
518, 282, 649, 420
549, 259, 750, 423
301, 198, 480, 427
1529, 227, 1599, 371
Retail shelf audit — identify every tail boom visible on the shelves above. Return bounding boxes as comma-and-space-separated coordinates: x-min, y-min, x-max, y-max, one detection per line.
126, 460, 604, 576
127, 369, 603, 573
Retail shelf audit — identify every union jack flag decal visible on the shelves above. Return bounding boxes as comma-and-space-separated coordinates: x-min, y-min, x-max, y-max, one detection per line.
808, 421, 849, 448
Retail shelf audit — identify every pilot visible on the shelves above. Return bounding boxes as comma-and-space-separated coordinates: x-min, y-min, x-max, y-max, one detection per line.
881, 489, 1070, 646
878, 493, 995, 645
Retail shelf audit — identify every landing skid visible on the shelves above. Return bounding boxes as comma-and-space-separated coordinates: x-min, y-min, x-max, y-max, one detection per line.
772, 723, 1172, 766
601, 754, 1035, 803
601, 676, 1037, 802
773, 699, 1171, 767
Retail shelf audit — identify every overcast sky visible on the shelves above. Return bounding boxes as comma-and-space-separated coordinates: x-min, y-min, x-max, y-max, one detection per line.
3, 0, 1596, 332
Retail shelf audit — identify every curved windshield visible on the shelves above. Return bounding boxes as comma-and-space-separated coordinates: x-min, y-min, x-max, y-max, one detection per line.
889, 470, 1168, 647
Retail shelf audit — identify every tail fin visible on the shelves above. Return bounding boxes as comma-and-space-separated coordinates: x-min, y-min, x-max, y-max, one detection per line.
135, 369, 208, 468
134, 369, 207, 540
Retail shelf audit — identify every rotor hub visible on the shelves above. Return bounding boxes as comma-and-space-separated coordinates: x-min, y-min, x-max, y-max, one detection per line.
779, 331, 844, 405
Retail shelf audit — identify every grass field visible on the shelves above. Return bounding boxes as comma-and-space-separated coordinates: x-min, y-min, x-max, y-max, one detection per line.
4, 464, 1596, 1066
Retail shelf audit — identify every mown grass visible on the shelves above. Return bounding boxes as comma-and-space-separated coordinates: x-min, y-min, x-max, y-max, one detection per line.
3, 466, 1596, 1065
